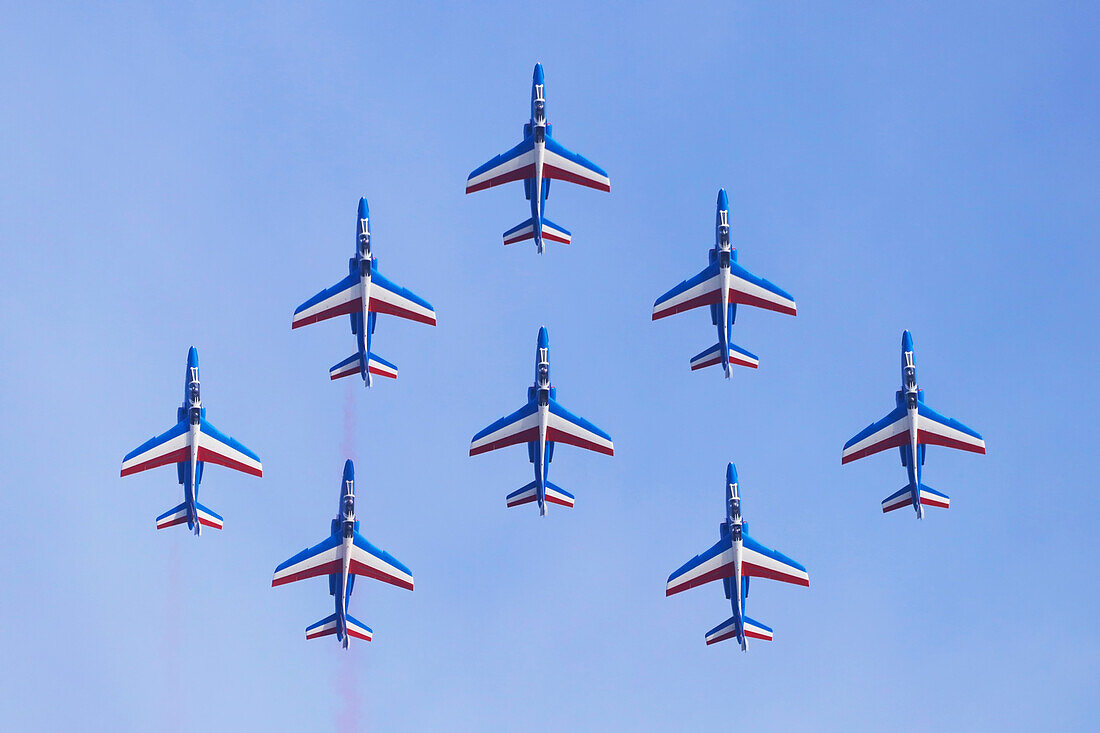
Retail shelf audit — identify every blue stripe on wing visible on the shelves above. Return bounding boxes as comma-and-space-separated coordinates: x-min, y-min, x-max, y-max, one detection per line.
275, 533, 341, 576
547, 398, 612, 441
370, 269, 436, 316
352, 532, 413, 580
843, 404, 908, 452
294, 273, 359, 318
667, 534, 732, 589
543, 135, 609, 179
123, 419, 188, 462
199, 418, 261, 464
654, 261, 722, 311
471, 401, 539, 443
916, 401, 983, 440
468, 137, 536, 181
727, 260, 796, 304
742, 533, 807, 576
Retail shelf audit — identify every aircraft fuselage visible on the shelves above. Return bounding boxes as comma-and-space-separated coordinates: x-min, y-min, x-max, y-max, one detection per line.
180, 360, 204, 535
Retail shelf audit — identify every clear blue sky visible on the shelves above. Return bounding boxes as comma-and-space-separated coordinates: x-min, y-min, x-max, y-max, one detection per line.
2, 2, 1097, 730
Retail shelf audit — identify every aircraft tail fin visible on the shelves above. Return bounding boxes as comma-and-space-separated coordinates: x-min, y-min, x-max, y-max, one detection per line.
329, 352, 399, 381
882, 483, 949, 513
155, 501, 223, 530
505, 480, 575, 508
690, 341, 760, 371
502, 217, 572, 246
705, 615, 773, 646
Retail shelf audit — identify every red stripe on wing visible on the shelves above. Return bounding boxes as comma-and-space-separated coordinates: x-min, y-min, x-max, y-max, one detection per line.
121, 446, 189, 477
196, 446, 262, 477
470, 427, 540, 456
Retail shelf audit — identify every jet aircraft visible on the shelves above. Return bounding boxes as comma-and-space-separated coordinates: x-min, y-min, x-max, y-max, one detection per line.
469, 327, 613, 515
652, 189, 797, 377
842, 331, 986, 517
666, 463, 808, 650
120, 347, 262, 535
292, 197, 436, 386
465, 63, 610, 253
272, 459, 413, 648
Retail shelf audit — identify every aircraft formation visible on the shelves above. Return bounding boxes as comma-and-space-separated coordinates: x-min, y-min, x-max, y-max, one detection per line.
120, 63, 986, 650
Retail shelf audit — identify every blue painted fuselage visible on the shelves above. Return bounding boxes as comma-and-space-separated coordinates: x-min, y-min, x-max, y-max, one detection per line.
175, 347, 207, 535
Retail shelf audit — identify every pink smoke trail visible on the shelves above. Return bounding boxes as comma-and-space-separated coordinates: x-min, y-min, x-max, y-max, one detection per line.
162, 539, 182, 733
335, 650, 364, 732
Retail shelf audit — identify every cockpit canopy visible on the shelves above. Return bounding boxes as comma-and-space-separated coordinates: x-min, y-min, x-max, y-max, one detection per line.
189, 381, 200, 404
342, 495, 354, 518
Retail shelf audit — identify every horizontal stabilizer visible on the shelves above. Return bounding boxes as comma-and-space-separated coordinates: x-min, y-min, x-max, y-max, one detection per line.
305, 613, 339, 640
503, 217, 572, 246
329, 353, 361, 381
882, 483, 949, 513
505, 481, 574, 509
545, 481, 574, 508
690, 341, 759, 371
156, 502, 190, 530
705, 615, 773, 645
194, 502, 224, 529
155, 501, 222, 530
344, 614, 373, 641
329, 352, 399, 381
305, 613, 374, 642
506, 481, 538, 507
367, 353, 399, 379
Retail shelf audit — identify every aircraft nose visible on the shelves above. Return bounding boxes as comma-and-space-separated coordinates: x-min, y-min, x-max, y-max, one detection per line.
716, 188, 729, 210
342, 459, 355, 483
357, 197, 369, 219
533, 63, 544, 82
902, 330, 914, 351
537, 325, 549, 348
187, 346, 199, 369
726, 462, 738, 485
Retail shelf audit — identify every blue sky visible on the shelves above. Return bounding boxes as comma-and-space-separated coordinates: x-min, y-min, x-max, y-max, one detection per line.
2, 2, 1098, 730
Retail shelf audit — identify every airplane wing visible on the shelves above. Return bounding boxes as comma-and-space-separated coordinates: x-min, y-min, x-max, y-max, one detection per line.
466, 138, 536, 193
272, 534, 342, 586
727, 260, 797, 316
742, 534, 809, 586
350, 533, 414, 591
666, 534, 733, 596
546, 398, 614, 455
652, 262, 722, 320
917, 402, 986, 454
842, 404, 909, 464
368, 270, 437, 326
292, 273, 361, 329
542, 135, 611, 192
121, 419, 189, 476
197, 418, 263, 477
470, 401, 540, 456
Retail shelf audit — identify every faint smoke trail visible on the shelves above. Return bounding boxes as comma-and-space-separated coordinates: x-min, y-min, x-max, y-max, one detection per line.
335, 651, 363, 732
342, 381, 357, 463
163, 540, 182, 733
